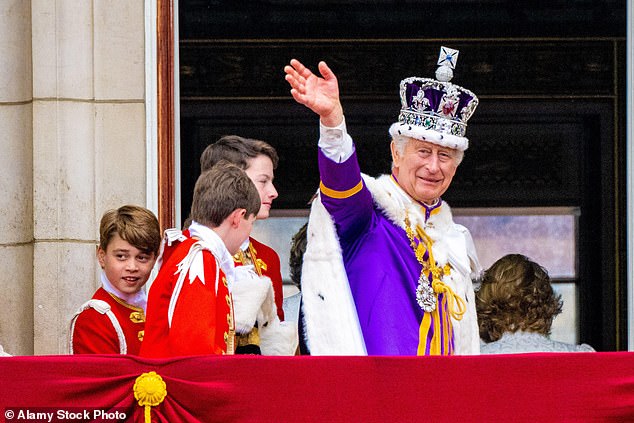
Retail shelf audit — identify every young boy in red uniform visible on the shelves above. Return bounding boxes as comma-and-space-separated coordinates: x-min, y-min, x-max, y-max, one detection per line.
70, 205, 161, 355
140, 162, 261, 357
199, 135, 297, 355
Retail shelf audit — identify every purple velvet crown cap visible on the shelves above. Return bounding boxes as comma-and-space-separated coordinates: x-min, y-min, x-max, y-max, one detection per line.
388, 46, 479, 152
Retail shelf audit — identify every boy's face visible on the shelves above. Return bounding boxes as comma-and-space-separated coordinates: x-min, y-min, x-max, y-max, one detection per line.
97, 234, 157, 295
245, 154, 278, 220
228, 212, 257, 255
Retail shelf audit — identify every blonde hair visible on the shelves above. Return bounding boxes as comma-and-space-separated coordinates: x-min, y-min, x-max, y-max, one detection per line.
476, 254, 563, 343
190, 161, 260, 227
99, 205, 161, 255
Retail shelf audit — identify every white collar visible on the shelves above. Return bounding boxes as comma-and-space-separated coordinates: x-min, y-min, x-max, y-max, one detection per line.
188, 220, 236, 283
364, 173, 442, 230
239, 237, 251, 252
100, 271, 148, 311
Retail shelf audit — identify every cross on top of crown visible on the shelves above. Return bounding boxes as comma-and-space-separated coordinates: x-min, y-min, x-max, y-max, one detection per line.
437, 46, 459, 70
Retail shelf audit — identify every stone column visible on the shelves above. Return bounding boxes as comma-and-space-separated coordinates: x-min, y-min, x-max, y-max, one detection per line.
30, 0, 147, 354
31, 0, 98, 355
0, 1, 34, 356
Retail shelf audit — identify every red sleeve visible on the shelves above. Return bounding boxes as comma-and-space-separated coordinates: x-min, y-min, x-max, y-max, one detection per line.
72, 309, 120, 354
268, 250, 285, 321
167, 251, 228, 356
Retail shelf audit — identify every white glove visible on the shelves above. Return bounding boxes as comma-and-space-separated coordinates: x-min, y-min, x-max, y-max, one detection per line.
231, 266, 271, 334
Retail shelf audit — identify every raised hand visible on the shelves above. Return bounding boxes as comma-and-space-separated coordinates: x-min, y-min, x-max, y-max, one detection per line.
284, 59, 344, 127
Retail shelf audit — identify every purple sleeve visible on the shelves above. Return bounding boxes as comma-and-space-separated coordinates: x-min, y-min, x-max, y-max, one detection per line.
318, 147, 374, 244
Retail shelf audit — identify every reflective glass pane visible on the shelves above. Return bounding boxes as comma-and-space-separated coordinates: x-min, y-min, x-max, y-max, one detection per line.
550, 283, 579, 344
454, 212, 577, 279
454, 210, 579, 344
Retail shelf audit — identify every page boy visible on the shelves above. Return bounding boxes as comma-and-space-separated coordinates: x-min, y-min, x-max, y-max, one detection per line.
198, 135, 298, 355
140, 162, 261, 357
70, 205, 161, 354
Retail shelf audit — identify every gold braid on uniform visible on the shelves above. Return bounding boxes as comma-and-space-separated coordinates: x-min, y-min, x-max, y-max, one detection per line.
234, 242, 261, 350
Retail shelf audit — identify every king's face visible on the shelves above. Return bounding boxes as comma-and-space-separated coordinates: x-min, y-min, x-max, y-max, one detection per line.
391, 138, 459, 205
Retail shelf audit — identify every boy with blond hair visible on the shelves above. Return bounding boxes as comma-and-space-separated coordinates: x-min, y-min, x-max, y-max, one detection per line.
70, 205, 161, 355
140, 162, 262, 357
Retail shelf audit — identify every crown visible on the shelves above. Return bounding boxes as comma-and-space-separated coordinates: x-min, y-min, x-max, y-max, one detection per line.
389, 46, 479, 151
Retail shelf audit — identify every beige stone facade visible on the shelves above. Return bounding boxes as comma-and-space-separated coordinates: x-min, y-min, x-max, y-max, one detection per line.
0, 1, 149, 355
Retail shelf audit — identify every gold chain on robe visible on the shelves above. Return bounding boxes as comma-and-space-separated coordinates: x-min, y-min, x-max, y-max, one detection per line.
405, 211, 467, 355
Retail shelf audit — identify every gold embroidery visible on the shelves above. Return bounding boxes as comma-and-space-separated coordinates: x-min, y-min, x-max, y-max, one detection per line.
107, 292, 144, 312
226, 328, 235, 355
138, 330, 144, 342
233, 249, 249, 265
235, 241, 269, 276
226, 294, 235, 354
236, 328, 260, 347
255, 258, 267, 272
225, 295, 231, 307
129, 311, 145, 323
222, 276, 227, 287
247, 242, 264, 276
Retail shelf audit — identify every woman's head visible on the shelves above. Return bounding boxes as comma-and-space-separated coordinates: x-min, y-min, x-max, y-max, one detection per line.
476, 254, 563, 343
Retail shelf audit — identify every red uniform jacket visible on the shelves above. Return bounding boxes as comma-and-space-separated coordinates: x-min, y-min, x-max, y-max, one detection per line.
140, 235, 234, 358
71, 287, 145, 355
181, 230, 285, 320
237, 237, 285, 321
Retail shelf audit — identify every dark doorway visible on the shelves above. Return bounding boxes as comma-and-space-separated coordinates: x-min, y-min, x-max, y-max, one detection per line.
177, 1, 627, 350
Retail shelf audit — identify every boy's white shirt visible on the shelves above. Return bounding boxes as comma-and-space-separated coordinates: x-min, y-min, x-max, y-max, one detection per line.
100, 271, 148, 311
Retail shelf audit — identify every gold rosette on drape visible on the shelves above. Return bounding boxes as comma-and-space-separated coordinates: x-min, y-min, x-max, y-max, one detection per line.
134, 371, 167, 423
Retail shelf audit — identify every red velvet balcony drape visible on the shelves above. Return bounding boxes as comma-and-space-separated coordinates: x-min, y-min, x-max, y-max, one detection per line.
1, 353, 634, 422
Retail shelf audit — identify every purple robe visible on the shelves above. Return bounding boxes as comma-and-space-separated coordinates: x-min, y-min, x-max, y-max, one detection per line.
311, 147, 479, 355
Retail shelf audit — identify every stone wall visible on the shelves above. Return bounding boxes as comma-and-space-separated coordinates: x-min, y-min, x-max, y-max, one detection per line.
0, 0, 148, 355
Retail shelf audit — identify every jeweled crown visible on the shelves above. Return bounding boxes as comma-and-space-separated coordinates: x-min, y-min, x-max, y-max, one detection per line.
390, 47, 478, 151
